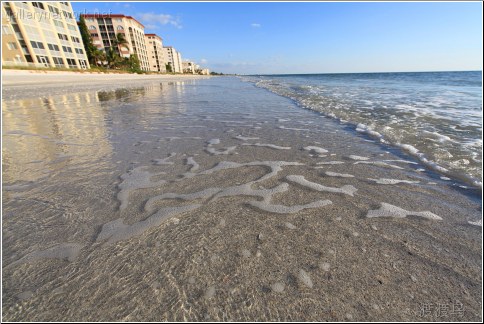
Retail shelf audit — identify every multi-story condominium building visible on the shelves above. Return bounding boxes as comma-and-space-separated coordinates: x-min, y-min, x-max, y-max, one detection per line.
1, 2, 89, 69
200, 68, 210, 75
81, 13, 150, 71
182, 61, 195, 74
144, 33, 166, 73
163, 46, 182, 73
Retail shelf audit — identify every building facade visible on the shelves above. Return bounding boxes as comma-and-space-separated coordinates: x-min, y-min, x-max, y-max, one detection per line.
182, 61, 195, 74
1, 2, 89, 69
81, 13, 150, 71
144, 33, 166, 73
163, 46, 182, 73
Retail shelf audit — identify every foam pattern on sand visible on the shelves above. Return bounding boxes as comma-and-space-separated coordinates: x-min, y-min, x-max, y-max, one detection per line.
325, 171, 354, 178
348, 155, 369, 161
97, 205, 201, 244
145, 188, 222, 212
153, 153, 176, 165
234, 135, 260, 141
353, 161, 404, 169
316, 161, 345, 165
304, 146, 328, 154
205, 138, 237, 155
186, 157, 200, 172
368, 178, 419, 185
249, 199, 331, 214
366, 203, 442, 220
117, 167, 166, 211
242, 143, 291, 150
9, 243, 82, 267
286, 175, 357, 196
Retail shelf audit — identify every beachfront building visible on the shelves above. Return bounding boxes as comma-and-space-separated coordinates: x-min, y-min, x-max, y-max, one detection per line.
200, 68, 210, 75
163, 46, 182, 73
1, 2, 89, 69
81, 14, 150, 71
144, 33, 166, 73
182, 61, 196, 74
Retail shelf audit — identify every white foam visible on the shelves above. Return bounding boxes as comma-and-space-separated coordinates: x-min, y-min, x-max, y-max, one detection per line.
368, 178, 420, 185
153, 152, 176, 165
145, 188, 222, 212
304, 146, 328, 154
348, 155, 369, 161
207, 138, 220, 145
468, 219, 482, 226
205, 146, 237, 155
353, 161, 404, 169
186, 157, 200, 172
316, 161, 345, 165
249, 199, 331, 214
325, 171, 354, 178
97, 204, 201, 244
366, 203, 442, 220
278, 125, 309, 131
117, 167, 166, 211
383, 159, 419, 165
286, 175, 357, 196
355, 123, 383, 139
234, 135, 260, 141
242, 143, 291, 150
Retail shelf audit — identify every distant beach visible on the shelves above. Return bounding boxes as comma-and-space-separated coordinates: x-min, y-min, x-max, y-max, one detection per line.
2, 74, 481, 321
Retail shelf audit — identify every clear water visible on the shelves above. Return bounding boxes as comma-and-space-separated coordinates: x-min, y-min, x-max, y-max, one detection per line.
243, 71, 482, 187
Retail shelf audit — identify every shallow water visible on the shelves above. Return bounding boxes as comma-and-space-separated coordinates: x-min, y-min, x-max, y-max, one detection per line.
2, 77, 482, 321
244, 72, 482, 187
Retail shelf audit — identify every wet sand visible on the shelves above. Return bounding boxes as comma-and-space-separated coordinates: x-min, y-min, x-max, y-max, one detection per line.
2, 76, 482, 321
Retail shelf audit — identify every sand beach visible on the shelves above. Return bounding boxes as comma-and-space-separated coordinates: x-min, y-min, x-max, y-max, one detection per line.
1, 72, 481, 321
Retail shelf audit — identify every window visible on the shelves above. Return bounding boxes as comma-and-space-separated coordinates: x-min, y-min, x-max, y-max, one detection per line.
52, 57, 64, 67
57, 33, 68, 41
90, 33, 99, 38
66, 58, 77, 68
71, 36, 80, 43
30, 41, 45, 49
75, 48, 84, 54
7, 42, 18, 50
117, 25, 124, 30
89, 25, 96, 30
2, 25, 12, 35
53, 20, 64, 28
32, 2, 45, 10
62, 46, 73, 53
67, 24, 77, 31
48, 5, 60, 15
63, 11, 73, 19
47, 43, 60, 51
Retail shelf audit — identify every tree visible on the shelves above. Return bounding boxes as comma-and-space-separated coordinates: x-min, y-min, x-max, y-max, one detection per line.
112, 33, 128, 54
166, 63, 172, 73
106, 47, 120, 69
78, 16, 97, 65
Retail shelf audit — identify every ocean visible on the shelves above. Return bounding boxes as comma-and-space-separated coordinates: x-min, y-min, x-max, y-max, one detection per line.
244, 71, 482, 187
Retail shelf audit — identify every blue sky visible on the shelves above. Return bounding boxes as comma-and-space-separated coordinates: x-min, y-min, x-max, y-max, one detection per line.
72, 1, 483, 74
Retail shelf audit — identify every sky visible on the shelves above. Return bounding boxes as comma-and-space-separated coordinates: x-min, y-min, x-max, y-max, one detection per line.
71, 1, 483, 75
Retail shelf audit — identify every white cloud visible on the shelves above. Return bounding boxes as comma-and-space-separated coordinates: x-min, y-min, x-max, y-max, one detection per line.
138, 12, 182, 29
251, 23, 261, 28
200, 58, 208, 64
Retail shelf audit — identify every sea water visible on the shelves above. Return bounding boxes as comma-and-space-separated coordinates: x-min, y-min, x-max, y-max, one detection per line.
244, 71, 482, 187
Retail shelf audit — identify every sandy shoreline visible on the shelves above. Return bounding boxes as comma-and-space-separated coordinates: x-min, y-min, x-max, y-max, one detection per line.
2, 76, 482, 321
2, 69, 212, 99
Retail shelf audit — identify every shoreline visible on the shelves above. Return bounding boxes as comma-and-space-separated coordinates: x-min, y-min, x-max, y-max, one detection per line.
2, 76, 482, 321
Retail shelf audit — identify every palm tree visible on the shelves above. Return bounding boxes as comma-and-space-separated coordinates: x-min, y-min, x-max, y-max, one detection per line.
112, 33, 128, 55
91, 48, 106, 67
106, 47, 119, 69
